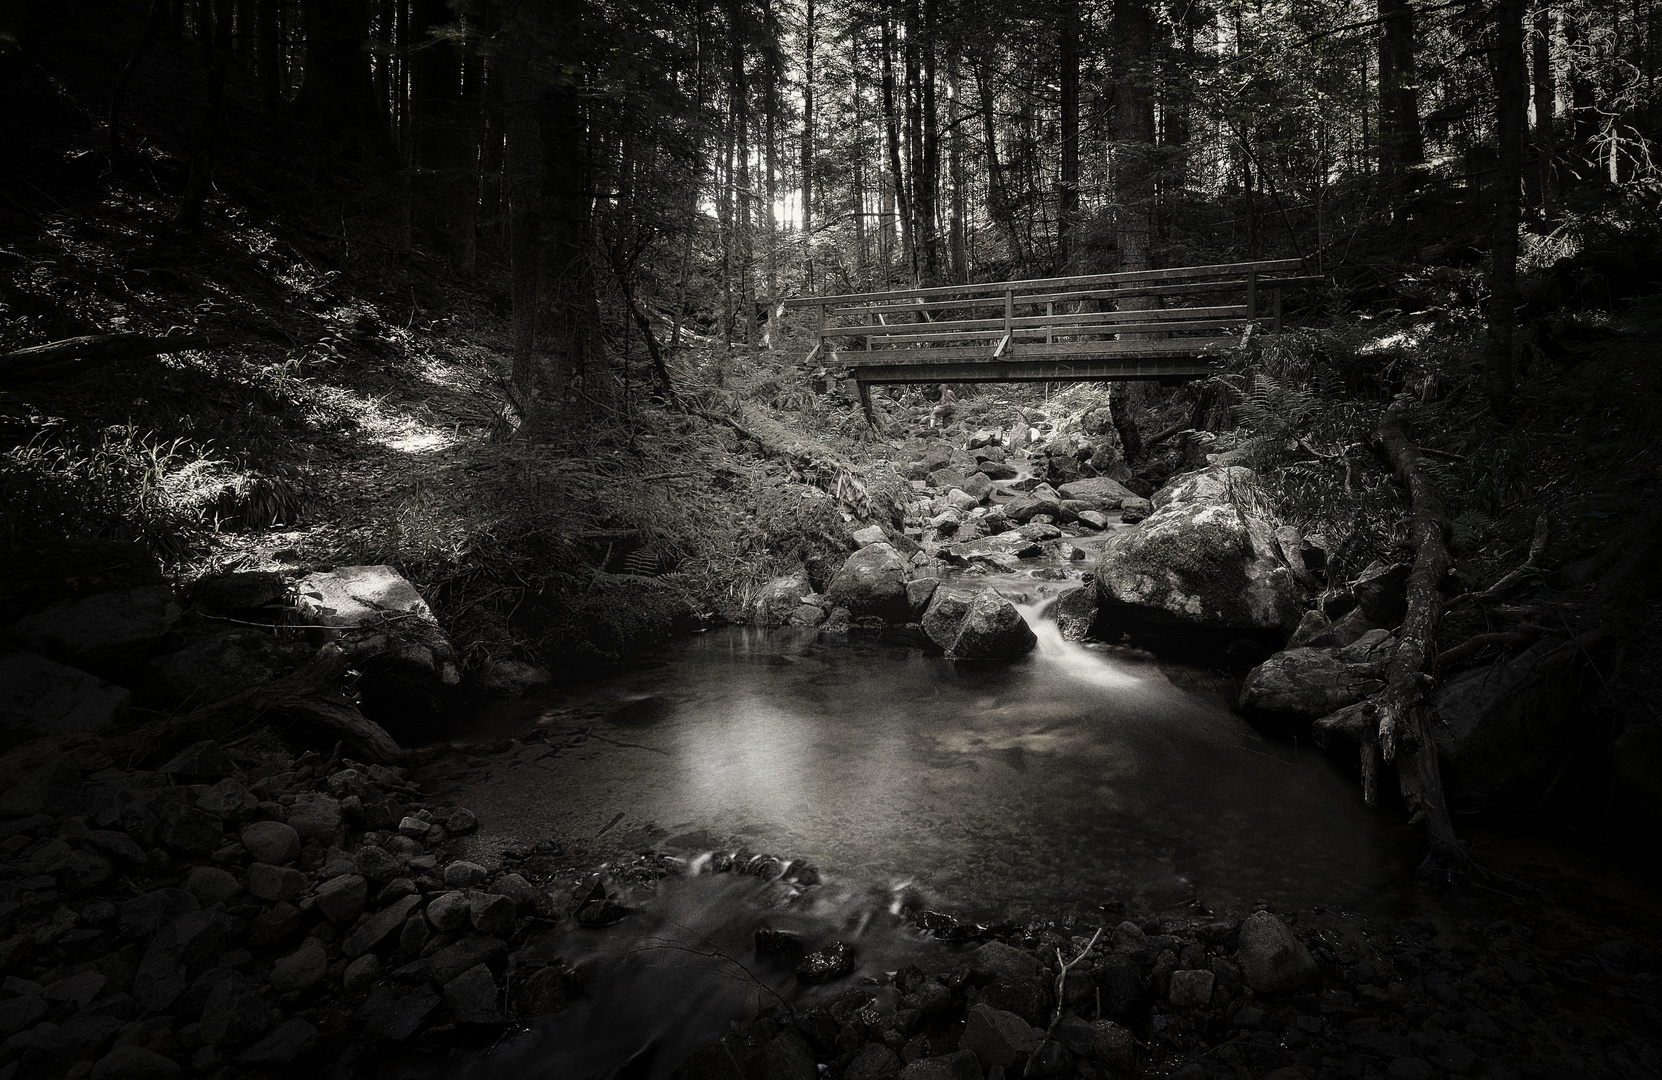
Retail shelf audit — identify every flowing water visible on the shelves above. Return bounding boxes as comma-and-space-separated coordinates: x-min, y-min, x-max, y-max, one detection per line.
413, 521, 1651, 1080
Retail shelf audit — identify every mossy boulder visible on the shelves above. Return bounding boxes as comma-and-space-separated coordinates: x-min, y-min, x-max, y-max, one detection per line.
1093, 466, 1305, 637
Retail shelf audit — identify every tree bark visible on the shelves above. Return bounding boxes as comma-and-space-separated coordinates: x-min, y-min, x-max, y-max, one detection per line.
172, 0, 232, 230
1532, 1, 1556, 217
800, 0, 815, 292
410, 0, 479, 273
1372, 401, 1462, 877
881, 8, 913, 279
1376, 0, 1424, 221
1487, 0, 1526, 411
1057, 0, 1080, 265
109, 0, 167, 160
503, 60, 542, 421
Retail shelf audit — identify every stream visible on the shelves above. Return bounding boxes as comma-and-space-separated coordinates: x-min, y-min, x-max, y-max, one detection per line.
405, 539, 1439, 1079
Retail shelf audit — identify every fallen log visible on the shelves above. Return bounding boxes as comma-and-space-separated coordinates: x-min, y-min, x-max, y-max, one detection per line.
0, 331, 221, 386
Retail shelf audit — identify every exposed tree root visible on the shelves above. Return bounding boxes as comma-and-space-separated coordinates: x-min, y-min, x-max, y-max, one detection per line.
1314, 399, 1462, 881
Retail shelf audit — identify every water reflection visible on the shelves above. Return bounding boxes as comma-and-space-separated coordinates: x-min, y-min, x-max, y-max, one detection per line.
449, 594, 1417, 920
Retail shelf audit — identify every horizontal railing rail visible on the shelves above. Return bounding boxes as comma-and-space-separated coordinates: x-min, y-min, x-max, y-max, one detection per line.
782, 259, 1320, 422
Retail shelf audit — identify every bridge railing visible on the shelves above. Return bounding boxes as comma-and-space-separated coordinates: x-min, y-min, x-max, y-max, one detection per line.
781, 259, 1321, 367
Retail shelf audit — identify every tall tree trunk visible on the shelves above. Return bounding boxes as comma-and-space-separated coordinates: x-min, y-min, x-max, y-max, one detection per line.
800, 0, 815, 293
296, 0, 376, 139
728, 0, 755, 352
411, 0, 478, 273
1487, 0, 1526, 411
1532, 1, 1556, 216
947, 53, 967, 283
917, 0, 940, 284
881, 9, 912, 279
1111, 0, 1155, 275
523, 81, 601, 435
109, 0, 167, 159
1057, 0, 1080, 265
173, 0, 232, 230
974, 54, 1023, 264
504, 61, 542, 425
1377, 0, 1424, 222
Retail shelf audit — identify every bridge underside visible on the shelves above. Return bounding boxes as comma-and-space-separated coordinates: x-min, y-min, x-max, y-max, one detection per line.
845, 353, 1220, 422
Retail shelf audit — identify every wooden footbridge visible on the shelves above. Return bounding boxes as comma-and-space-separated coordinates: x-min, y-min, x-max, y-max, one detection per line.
781, 259, 1320, 422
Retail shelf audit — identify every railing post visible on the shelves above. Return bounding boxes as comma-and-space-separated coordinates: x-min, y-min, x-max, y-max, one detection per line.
816, 302, 825, 343
1245, 270, 1258, 326
865, 307, 874, 351
1046, 301, 1054, 345
1272, 287, 1283, 333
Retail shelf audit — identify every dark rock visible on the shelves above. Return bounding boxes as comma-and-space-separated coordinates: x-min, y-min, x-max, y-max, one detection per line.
269, 937, 328, 992
240, 821, 300, 865
91, 1044, 182, 1080
1351, 561, 1411, 627
343, 954, 381, 993
190, 571, 288, 616
1239, 647, 1383, 719
246, 862, 307, 903
1096, 954, 1148, 1020
120, 889, 200, 939
160, 741, 236, 781
357, 984, 440, 1042
442, 860, 488, 888
234, 1016, 318, 1067
754, 574, 815, 627
358, 844, 403, 881
795, 942, 856, 983
1055, 586, 1098, 641
1168, 968, 1215, 1007
514, 965, 568, 1016
755, 927, 805, 962
1236, 911, 1318, 992
1004, 497, 1062, 524
428, 936, 508, 985
0, 654, 130, 736
246, 901, 302, 952
191, 774, 255, 817
316, 873, 369, 924
846, 1042, 902, 1080
83, 829, 146, 867
765, 1029, 817, 1080
906, 578, 940, 619
62, 848, 116, 890
444, 963, 504, 1023
156, 803, 223, 856
342, 894, 423, 958
946, 591, 1036, 660
283, 794, 341, 841
199, 974, 277, 1049
425, 890, 471, 932
827, 544, 912, 623
8, 584, 181, 668
962, 1003, 1039, 1071
465, 890, 515, 930
1431, 636, 1604, 806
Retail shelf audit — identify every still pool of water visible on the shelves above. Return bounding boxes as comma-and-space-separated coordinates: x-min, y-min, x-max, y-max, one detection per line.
444, 583, 1420, 923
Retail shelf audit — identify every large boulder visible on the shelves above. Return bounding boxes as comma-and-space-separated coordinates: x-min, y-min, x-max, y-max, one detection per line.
1, 653, 130, 736
146, 631, 305, 709
1431, 636, 1603, 807
295, 565, 459, 723
1054, 586, 1099, 642
1238, 647, 1385, 719
826, 544, 911, 623
1093, 466, 1306, 639
753, 574, 814, 627
922, 589, 1036, 659
8, 585, 180, 670
1057, 477, 1138, 509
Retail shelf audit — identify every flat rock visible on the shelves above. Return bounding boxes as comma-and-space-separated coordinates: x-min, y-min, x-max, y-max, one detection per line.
235, 1016, 318, 1067
1168, 967, 1215, 1007
1057, 477, 1138, 507
428, 935, 508, 985
342, 894, 423, 959
0, 653, 129, 736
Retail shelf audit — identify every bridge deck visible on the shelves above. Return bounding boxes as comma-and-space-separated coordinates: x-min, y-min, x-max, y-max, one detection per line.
780, 259, 1319, 422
